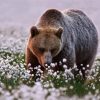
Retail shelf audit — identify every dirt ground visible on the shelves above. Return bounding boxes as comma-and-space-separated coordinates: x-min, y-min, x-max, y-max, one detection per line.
0, 0, 100, 53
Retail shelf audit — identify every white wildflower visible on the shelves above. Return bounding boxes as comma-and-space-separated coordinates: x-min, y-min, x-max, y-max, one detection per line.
50, 63, 55, 68
63, 64, 67, 69
69, 86, 74, 90
53, 72, 57, 77
62, 58, 67, 63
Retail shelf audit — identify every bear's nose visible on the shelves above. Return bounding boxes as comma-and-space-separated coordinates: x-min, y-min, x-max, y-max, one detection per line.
45, 55, 52, 65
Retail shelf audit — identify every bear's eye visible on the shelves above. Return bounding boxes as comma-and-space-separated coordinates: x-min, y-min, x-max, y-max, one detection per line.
38, 47, 45, 53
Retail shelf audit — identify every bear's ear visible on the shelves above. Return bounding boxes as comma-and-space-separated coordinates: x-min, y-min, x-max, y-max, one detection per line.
30, 26, 39, 37
55, 27, 63, 38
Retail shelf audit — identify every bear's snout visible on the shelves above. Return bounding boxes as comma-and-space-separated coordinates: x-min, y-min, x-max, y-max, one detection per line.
44, 52, 52, 65
41, 51, 52, 67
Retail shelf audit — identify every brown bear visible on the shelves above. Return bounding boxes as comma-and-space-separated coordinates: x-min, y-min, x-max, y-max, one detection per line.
25, 9, 98, 80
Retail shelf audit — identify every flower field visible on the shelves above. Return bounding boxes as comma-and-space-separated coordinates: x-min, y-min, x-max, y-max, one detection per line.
0, 26, 100, 100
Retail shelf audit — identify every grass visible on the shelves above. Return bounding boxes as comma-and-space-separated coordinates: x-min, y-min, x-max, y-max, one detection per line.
0, 50, 35, 90
0, 50, 100, 97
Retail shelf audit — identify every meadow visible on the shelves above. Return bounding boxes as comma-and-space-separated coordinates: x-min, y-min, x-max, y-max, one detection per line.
0, 27, 100, 100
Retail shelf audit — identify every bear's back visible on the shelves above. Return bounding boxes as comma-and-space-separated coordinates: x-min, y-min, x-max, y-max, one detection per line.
62, 9, 98, 62
63, 9, 98, 37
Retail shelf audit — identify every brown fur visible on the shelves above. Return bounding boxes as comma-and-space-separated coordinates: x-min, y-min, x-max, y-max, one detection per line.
25, 9, 98, 80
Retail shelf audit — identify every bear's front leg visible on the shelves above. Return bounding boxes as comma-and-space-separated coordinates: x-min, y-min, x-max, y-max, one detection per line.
25, 47, 41, 81
53, 48, 75, 71
25, 47, 39, 69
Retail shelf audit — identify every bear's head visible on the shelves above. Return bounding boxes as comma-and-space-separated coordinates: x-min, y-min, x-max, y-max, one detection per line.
28, 26, 63, 67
